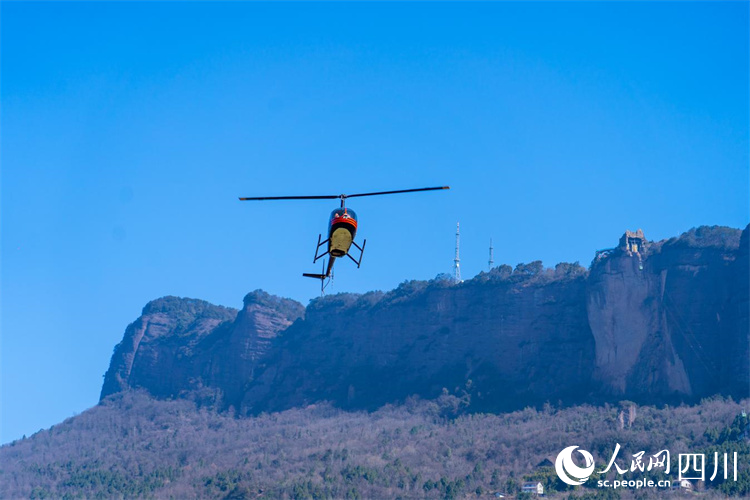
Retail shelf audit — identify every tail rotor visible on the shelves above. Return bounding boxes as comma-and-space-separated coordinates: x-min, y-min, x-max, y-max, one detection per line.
303, 258, 330, 296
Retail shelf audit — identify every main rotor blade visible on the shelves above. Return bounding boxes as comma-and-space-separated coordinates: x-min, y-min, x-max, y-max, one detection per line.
239, 186, 450, 201
239, 195, 339, 201
345, 186, 450, 199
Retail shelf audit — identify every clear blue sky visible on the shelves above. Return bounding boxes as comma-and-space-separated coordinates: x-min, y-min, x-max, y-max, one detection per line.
1, 2, 748, 444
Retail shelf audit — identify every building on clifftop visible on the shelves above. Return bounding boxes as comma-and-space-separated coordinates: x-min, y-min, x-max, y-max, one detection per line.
619, 229, 647, 254
593, 229, 648, 268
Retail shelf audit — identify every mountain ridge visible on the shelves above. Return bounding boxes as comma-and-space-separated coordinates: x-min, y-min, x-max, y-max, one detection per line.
101, 225, 749, 414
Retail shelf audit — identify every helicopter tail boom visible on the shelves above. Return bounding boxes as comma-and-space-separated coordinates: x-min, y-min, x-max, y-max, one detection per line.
303, 258, 335, 295
304, 255, 335, 279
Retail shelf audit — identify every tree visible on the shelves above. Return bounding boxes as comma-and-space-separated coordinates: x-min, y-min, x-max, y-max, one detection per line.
514, 261, 543, 276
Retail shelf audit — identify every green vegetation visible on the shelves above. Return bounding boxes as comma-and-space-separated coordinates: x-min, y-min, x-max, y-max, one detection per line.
700, 412, 750, 496
139, 296, 238, 336
243, 289, 306, 320
666, 225, 742, 250
1, 392, 748, 499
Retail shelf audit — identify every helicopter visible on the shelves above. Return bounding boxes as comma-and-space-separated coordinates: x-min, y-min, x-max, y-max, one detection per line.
239, 186, 449, 290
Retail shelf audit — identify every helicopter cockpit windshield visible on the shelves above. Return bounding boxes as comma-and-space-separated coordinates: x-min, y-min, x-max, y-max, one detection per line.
330, 208, 357, 223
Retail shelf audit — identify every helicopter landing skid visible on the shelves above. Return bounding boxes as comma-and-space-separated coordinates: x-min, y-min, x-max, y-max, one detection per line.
311, 234, 330, 264
347, 239, 366, 268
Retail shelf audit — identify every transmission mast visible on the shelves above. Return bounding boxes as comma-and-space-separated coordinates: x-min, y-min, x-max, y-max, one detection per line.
488, 238, 494, 271
454, 222, 462, 282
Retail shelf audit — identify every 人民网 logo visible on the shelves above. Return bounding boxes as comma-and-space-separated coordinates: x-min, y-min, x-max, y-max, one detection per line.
555, 445, 596, 485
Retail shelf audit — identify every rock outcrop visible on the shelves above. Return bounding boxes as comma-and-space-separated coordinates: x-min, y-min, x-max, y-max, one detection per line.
587, 226, 746, 400
101, 297, 239, 399
100, 291, 304, 405
101, 225, 749, 413
243, 271, 594, 414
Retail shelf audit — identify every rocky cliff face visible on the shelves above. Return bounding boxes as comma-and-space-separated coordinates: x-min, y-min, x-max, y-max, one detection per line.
100, 297, 238, 399
101, 225, 749, 412
587, 227, 747, 400
100, 291, 304, 406
243, 271, 594, 414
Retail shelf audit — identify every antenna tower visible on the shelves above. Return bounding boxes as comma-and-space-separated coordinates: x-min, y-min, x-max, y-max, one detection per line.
454, 222, 461, 282
489, 238, 494, 270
